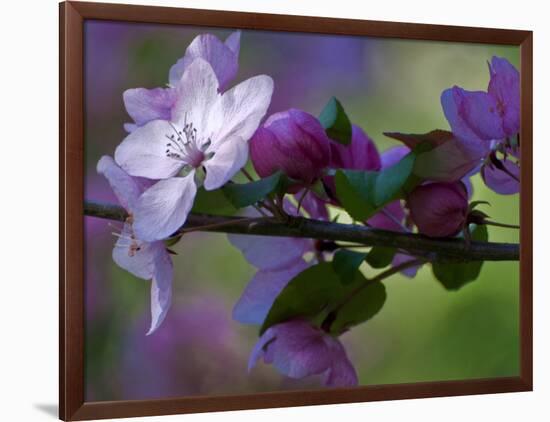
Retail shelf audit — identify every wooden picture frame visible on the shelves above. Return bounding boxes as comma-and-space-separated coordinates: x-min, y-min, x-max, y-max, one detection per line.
60, 1, 533, 420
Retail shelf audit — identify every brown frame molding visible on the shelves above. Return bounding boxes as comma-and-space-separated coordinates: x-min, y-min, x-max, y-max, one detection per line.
59, 1, 533, 420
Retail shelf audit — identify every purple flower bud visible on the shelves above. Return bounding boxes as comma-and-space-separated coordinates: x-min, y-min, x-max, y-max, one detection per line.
323, 124, 380, 201
250, 109, 331, 186
329, 124, 381, 171
406, 182, 468, 238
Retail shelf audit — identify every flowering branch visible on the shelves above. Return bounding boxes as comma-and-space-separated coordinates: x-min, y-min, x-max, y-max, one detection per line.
85, 28, 524, 386
84, 200, 519, 263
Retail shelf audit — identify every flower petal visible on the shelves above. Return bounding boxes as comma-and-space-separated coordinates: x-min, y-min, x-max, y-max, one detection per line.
228, 234, 311, 270
248, 327, 277, 371
202, 136, 249, 190
123, 123, 138, 133
380, 146, 410, 169
263, 321, 333, 379
133, 174, 197, 241
115, 120, 185, 179
169, 33, 239, 92
97, 155, 150, 212
147, 246, 174, 335
323, 358, 358, 387
367, 200, 406, 232
488, 56, 520, 137
232, 260, 309, 325
224, 30, 241, 55
298, 190, 330, 221
210, 74, 274, 149
323, 340, 358, 387
112, 223, 160, 280
461, 167, 479, 199
172, 59, 220, 134
330, 124, 381, 171
391, 253, 421, 278
413, 136, 487, 182
441, 86, 505, 142
481, 159, 520, 195
123, 87, 176, 128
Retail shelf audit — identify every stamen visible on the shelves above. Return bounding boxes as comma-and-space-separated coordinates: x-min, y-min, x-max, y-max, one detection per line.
201, 138, 212, 151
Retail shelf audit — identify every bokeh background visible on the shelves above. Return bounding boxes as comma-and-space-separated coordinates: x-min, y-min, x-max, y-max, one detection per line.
83, 20, 520, 402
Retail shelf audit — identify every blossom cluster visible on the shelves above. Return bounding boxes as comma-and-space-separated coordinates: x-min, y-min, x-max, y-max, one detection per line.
98, 31, 273, 334
95, 31, 520, 388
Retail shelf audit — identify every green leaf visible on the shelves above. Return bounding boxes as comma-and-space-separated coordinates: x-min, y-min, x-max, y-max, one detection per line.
164, 235, 182, 247
318, 97, 352, 145
335, 150, 420, 221
383, 130, 453, 149
468, 200, 491, 212
432, 224, 488, 290
309, 179, 330, 201
333, 249, 368, 285
329, 281, 386, 334
261, 261, 388, 336
334, 170, 377, 221
222, 171, 286, 208
365, 246, 396, 269
192, 188, 238, 215
260, 262, 343, 334
374, 152, 416, 205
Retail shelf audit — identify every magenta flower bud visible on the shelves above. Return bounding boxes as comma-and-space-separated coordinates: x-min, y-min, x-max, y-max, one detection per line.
329, 125, 381, 171
322, 124, 380, 202
250, 109, 331, 186
406, 182, 468, 238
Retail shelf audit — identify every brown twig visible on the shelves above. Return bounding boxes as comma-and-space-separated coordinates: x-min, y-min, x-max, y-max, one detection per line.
84, 200, 519, 262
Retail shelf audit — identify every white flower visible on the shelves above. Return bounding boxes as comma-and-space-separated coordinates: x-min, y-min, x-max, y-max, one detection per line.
97, 156, 173, 335
115, 59, 274, 241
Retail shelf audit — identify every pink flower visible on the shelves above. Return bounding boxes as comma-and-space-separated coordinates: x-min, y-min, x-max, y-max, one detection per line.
248, 320, 358, 387
441, 56, 520, 194
97, 156, 173, 335
169, 31, 241, 92
442, 57, 519, 143
115, 59, 273, 241
123, 31, 241, 132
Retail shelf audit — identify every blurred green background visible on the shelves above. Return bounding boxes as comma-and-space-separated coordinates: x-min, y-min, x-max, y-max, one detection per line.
84, 21, 520, 401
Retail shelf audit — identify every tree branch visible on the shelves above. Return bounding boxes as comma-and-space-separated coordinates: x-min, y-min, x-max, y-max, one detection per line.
84, 200, 519, 263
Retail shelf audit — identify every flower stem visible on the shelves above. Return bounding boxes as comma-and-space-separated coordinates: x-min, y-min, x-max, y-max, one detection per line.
326, 258, 425, 326
296, 188, 310, 215
177, 217, 261, 235
483, 220, 520, 229
241, 168, 255, 182
336, 244, 370, 249
252, 204, 269, 217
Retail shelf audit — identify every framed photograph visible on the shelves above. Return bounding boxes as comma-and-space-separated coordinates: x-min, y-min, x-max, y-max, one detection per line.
60, 1, 533, 420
